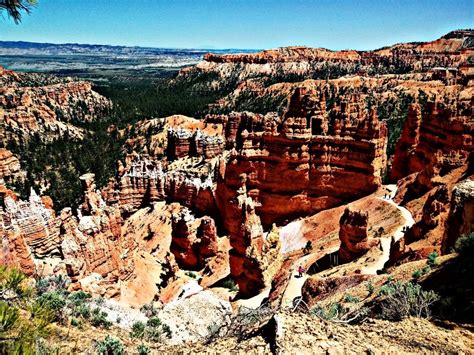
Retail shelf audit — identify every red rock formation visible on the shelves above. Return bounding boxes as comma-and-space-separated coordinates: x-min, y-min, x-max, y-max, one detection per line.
445, 178, 474, 252
338, 208, 371, 263
0, 187, 61, 260
197, 216, 220, 264
169, 208, 230, 283
393, 158, 472, 260
217, 88, 387, 229
0, 226, 36, 276
389, 93, 472, 258
392, 100, 473, 182
112, 154, 218, 216
170, 208, 201, 269
1, 69, 110, 143
203, 29, 472, 70
2, 30, 471, 310
0, 149, 23, 184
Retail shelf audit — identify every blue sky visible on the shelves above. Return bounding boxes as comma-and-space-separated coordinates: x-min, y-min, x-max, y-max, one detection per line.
1, 0, 472, 49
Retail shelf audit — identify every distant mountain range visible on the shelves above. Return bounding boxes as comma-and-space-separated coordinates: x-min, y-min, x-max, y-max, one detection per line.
0, 40, 257, 56
0, 41, 258, 77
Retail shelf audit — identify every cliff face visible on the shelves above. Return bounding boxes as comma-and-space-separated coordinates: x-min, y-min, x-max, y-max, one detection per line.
217, 88, 387, 230
204, 30, 472, 68
64, 85, 387, 298
1, 83, 388, 298
391, 99, 473, 182
445, 178, 474, 250
175, 31, 473, 109
389, 89, 473, 259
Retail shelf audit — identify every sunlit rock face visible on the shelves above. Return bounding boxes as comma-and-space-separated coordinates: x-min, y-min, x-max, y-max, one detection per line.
0, 188, 60, 257
391, 100, 473, 182
0, 149, 24, 185
98, 87, 388, 298
0, 65, 110, 144
338, 208, 371, 263
216, 88, 388, 231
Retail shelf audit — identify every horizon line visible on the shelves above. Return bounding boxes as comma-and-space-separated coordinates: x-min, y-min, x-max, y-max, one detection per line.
0, 28, 469, 54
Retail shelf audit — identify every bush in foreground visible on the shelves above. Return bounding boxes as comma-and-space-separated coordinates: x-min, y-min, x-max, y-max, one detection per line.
0, 267, 53, 354
378, 281, 439, 320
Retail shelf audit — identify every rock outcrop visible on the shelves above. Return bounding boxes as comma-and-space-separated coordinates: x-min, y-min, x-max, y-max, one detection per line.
0, 67, 110, 144
174, 30, 473, 113
391, 100, 473, 182
217, 88, 388, 229
0, 148, 24, 184
204, 30, 472, 71
0, 187, 61, 262
445, 178, 474, 251
389, 89, 473, 258
338, 208, 371, 263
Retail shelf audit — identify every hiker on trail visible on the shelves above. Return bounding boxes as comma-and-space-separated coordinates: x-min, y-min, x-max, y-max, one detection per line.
297, 265, 305, 278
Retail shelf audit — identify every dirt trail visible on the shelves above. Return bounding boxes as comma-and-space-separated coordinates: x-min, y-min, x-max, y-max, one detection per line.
362, 184, 415, 274
281, 273, 308, 308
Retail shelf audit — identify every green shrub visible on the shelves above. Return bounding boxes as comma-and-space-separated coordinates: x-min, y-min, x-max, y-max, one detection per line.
0, 301, 19, 333
221, 279, 239, 292
343, 294, 361, 303
378, 282, 396, 296
91, 310, 112, 328
96, 336, 125, 355
366, 282, 374, 295
162, 324, 172, 339
0, 267, 27, 295
72, 304, 91, 319
311, 302, 368, 323
70, 317, 82, 327
35, 275, 69, 295
311, 302, 343, 321
130, 321, 146, 339
37, 291, 67, 321
140, 302, 159, 317
68, 290, 91, 302
185, 271, 197, 279
412, 266, 431, 280
378, 282, 440, 320
412, 269, 422, 279
137, 344, 150, 355
454, 232, 474, 257
141, 317, 172, 341
427, 252, 438, 266
147, 317, 162, 328
303, 241, 313, 254
0, 268, 54, 354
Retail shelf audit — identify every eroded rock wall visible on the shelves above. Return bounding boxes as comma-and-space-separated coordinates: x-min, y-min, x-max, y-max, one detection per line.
217, 88, 388, 229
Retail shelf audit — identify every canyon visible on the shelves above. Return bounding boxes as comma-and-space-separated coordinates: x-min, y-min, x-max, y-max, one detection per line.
0, 30, 473, 352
